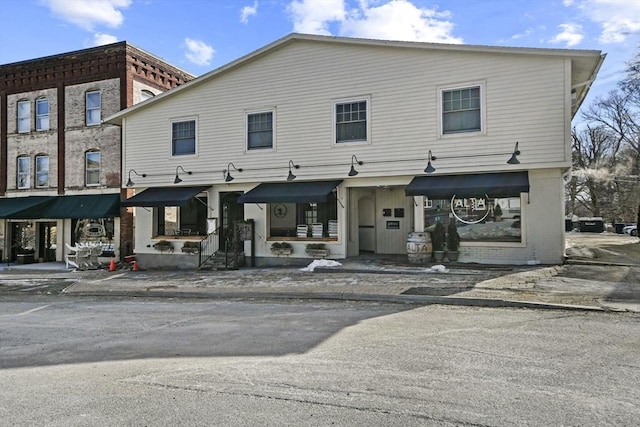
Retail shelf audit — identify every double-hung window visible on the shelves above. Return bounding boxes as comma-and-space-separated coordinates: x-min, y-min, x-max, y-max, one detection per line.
17, 100, 30, 133
334, 98, 369, 143
442, 85, 482, 134
247, 111, 274, 150
86, 91, 101, 126
35, 155, 49, 188
36, 98, 50, 131
85, 151, 100, 186
17, 156, 30, 189
172, 119, 196, 156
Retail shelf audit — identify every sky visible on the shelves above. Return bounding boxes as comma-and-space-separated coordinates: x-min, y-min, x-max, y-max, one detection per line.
0, 0, 638, 113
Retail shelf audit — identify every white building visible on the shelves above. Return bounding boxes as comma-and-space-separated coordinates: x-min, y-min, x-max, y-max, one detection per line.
106, 33, 604, 269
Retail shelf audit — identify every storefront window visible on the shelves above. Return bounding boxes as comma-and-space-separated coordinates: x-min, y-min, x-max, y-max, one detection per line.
269, 199, 337, 238
72, 218, 114, 244
155, 196, 208, 236
425, 196, 522, 242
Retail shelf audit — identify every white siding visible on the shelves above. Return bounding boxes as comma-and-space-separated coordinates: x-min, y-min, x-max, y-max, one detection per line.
123, 41, 570, 184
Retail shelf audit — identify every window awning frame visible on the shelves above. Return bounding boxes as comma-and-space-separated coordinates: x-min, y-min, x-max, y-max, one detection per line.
237, 180, 343, 204
121, 186, 209, 208
405, 171, 530, 199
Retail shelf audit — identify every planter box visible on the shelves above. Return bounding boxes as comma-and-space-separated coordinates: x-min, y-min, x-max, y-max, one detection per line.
16, 253, 35, 264
271, 248, 292, 256
181, 247, 199, 255
306, 249, 329, 259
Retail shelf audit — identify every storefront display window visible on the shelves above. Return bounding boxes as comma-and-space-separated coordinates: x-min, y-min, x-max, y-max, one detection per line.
154, 196, 208, 236
269, 199, 337, 239
425, 196, 522, 242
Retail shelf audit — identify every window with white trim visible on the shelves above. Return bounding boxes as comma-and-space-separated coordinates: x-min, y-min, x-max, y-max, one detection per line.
171, 119, 196, 156
86, 91, 101, 126
35, 155, 49, 188
334, 98, 370, 143
247, 111, 274, 150
85, 150, 100, 186
441, 85, 482, 134
36, 98, 49, 131
154, 195, 208, 237
17, 100, 30, 133
17, 156, 30, 189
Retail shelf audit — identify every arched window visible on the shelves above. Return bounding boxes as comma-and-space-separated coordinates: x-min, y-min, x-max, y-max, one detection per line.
141, 90, 155, 102
35, 154, 49, 188
17, 156, 30, 189
85, 150, 100, 186
36, 98, 50, 131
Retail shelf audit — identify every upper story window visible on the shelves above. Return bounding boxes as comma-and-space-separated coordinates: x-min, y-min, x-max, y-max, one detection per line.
140, 90, 154, 102
172, 119, 196, 156
334, 97, 370, 144
85, 150, 100, 186
35, 155, 49, 188
247, 111, 274, 150
441, 85, 482, 134
86, 91, 101, 126
17, 156, 30, 189
36, 98, 50, 131
17, 100, 30, 133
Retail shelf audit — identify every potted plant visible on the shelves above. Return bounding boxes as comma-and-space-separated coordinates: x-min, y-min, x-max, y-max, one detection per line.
446, 220, 461, 262
494, 203, 503, 221
16, 247, 35, 264
271, 242, 293, 256
306, 243, 329, 258
181, 241, 199, 254
430, 222, 446, 262
153, 240, 174, 253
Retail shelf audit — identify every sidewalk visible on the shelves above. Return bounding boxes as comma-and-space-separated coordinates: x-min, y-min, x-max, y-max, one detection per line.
2, 234, 639, 312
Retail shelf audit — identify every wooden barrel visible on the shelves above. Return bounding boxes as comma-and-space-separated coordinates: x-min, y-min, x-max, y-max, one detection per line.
407, 232, 432, 264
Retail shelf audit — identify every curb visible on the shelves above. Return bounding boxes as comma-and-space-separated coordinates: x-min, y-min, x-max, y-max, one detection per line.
63, 288, 607, 312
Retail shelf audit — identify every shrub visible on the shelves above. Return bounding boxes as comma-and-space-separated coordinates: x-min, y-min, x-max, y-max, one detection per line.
431, 222, 446, 251
447, 220, 460, 252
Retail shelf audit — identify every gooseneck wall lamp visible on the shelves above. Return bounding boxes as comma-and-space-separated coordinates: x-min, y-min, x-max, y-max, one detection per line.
424, 150, 437, 174
424, 142, 522, 174
348, 155, 364, 177
174, 166, 192, 184
287, 160, 299, 181
126, 169, 146, 187
224, 163, 243, 182
506, 141, 521, 165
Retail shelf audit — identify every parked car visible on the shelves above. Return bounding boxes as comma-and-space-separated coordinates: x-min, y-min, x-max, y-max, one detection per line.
622, 225, 638, 236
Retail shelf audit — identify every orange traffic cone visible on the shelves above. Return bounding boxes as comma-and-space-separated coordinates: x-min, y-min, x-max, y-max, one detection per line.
109, 258, 116, 272
132, 260, 139, 271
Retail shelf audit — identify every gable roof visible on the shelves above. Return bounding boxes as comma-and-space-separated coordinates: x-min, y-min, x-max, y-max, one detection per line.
104, 33, 605, 125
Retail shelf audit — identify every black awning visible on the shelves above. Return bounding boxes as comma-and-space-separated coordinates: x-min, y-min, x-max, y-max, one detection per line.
42, 194, 121, 219
121, 186, 208, 207
405, 171, 529, 198
0, 196, 54, 219
237, 180, 343, 204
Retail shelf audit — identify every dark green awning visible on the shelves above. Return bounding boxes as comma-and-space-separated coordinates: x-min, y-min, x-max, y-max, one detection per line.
121, 186, 208, 207
43, 194, 121, 219
237, 180, 343, 204
0, 196, 54, 219
405, 172, 529, 198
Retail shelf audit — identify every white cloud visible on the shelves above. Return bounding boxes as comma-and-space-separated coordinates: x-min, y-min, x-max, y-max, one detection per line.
92, 33, 118, 46
288, 0, 346, 34
287, 0, 462, 43
241, 1, 258, 24
572, 0, 640, 43
550, 23, 584, 47
42, 0, 131, 31
341, 0, 463, 43
184, 38, 215, 66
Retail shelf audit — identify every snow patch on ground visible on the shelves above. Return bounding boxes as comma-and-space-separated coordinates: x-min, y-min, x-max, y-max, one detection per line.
300, 260, 343, 272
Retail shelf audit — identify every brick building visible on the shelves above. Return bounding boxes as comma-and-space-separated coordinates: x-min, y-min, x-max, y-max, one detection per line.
0, 42, 193, 264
